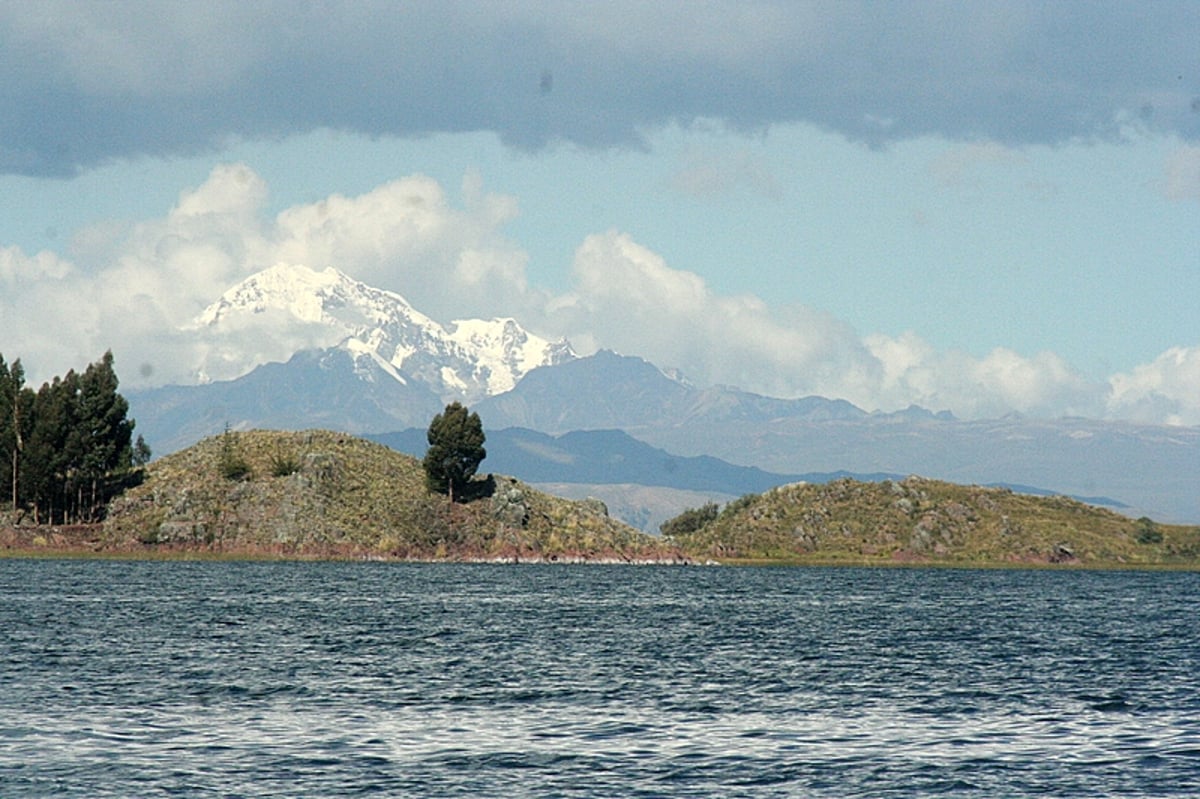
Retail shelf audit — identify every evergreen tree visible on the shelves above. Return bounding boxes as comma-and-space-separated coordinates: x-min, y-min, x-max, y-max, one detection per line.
423, 402, 487, 503
1, 351, 144, 523
22, 372, 79, 523
132, 434, 152, 468
76, 351, 135, 520
659, 502, 720, 540
0, 356, 12, 508
0, 355, 23, 511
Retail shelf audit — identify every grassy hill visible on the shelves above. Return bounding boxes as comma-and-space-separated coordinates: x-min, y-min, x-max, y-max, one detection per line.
9, 431, 1199, 569
667, 476, 1200, 567
99, 429, 683, 562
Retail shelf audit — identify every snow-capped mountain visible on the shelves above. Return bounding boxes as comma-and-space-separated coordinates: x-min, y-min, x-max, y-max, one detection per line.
187, 263, 575, 402
123, 266, 1200, 528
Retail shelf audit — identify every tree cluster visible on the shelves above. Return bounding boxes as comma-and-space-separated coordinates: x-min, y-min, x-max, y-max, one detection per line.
659, 501, 720, 540
0, 351, 149, 524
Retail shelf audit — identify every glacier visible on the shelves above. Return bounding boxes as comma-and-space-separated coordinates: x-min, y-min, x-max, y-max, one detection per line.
187, 263, 575, 403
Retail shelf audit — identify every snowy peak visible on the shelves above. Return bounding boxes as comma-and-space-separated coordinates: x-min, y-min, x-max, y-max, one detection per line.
188, 263, 574, 402
192, 263, 434, 331
448, 317, 576, 394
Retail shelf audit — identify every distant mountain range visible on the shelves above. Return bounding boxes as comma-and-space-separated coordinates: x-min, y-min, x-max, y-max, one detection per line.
126, 264, 1200, 525
368, 426, 1128, 532
368, 426, 891, 496
476, 351, 1193, 523
474, 348, 927, 431
131, 262, 573, 449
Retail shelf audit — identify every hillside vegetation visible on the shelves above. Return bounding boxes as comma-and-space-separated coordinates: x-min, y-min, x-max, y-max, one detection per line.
100, 429, 682, 562
667, 476, 1200, 567
11, 431, 1199, 569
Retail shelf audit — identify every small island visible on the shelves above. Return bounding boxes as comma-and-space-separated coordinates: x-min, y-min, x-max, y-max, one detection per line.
662, 475, 1200, 568
0, 426, 1196, 568
9, 428, 685, 563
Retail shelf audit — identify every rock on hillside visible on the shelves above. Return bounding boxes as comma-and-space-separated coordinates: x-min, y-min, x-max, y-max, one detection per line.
670, 476, 1200, 566
103, 430, 683, 562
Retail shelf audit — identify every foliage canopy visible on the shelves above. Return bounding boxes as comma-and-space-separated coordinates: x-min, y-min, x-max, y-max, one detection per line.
422, 402, 487, 503
0, 351, 147, 523
660, 501, 719, 539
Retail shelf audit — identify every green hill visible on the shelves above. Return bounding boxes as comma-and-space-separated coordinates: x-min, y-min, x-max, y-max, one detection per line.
667, 476, 1200, 567
101, 429, 683, 562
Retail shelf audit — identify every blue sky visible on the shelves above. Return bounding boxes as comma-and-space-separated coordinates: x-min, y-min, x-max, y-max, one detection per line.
1, 2, 1197, 424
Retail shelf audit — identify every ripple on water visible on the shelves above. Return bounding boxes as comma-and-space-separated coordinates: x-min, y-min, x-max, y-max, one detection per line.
1, 562, 1198, 797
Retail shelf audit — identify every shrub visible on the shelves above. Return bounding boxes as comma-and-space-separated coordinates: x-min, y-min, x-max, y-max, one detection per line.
1136, 516, 1163, 545
270, 447, 301, 477
218, 426, 251, 481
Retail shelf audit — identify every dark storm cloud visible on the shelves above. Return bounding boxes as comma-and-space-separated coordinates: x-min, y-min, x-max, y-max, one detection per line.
2, 1, 1197, 176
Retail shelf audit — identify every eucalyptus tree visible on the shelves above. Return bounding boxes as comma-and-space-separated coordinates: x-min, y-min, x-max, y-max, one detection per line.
0, 355, 28, 511
0, 350, 144, 523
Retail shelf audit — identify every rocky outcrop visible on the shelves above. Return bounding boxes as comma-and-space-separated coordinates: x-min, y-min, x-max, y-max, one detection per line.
490, 477, 530, 527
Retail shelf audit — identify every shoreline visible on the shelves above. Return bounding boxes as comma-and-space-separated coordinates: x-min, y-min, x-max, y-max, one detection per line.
0, 524, 696, 565
4, 528, 1198, 571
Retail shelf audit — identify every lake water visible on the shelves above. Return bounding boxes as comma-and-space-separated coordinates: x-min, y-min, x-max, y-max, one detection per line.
1, 561, 1198, 797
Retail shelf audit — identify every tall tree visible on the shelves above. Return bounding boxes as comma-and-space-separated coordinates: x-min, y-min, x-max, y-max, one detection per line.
76, 351, 135, 520
0, 355, 23, 511
423, 402, 487, 503
22, 372, 79, 523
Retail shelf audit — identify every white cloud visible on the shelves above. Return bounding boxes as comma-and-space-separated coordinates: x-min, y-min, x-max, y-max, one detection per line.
569, 232, 709, 316
0, 245, 75, 284
552, 230, 881, 400
1, 168, 1195, 428
270, 172, 533, 322
1163, 145, 1200, 202
0, 165, 538, 386
928, 141, 1027, 188
0, 246, 94, 380
967, 349, 1095, 418
863, 333, 1106, 418
1108, 346, 1200, 426
78, 167, 275, 359
173, 162, 268, 218
549, 231, 1113, 419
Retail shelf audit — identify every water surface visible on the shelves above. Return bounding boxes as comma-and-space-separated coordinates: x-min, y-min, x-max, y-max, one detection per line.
2, 561, 1198, 797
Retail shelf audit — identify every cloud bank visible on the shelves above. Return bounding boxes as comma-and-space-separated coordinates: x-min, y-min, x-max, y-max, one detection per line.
2, 165, 1197, 426
2, 2, 1198, 176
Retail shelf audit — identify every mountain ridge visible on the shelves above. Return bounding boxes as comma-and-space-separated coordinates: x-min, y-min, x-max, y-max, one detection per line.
123, 266, 1199, 525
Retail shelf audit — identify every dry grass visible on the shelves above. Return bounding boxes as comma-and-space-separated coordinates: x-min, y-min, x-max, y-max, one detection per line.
101, 429, 685, 562
669, 476, 1200, 567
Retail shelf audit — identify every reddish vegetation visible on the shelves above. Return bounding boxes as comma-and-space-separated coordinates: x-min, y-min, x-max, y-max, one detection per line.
1, 523, 690, 564
1, 524, 107, 554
